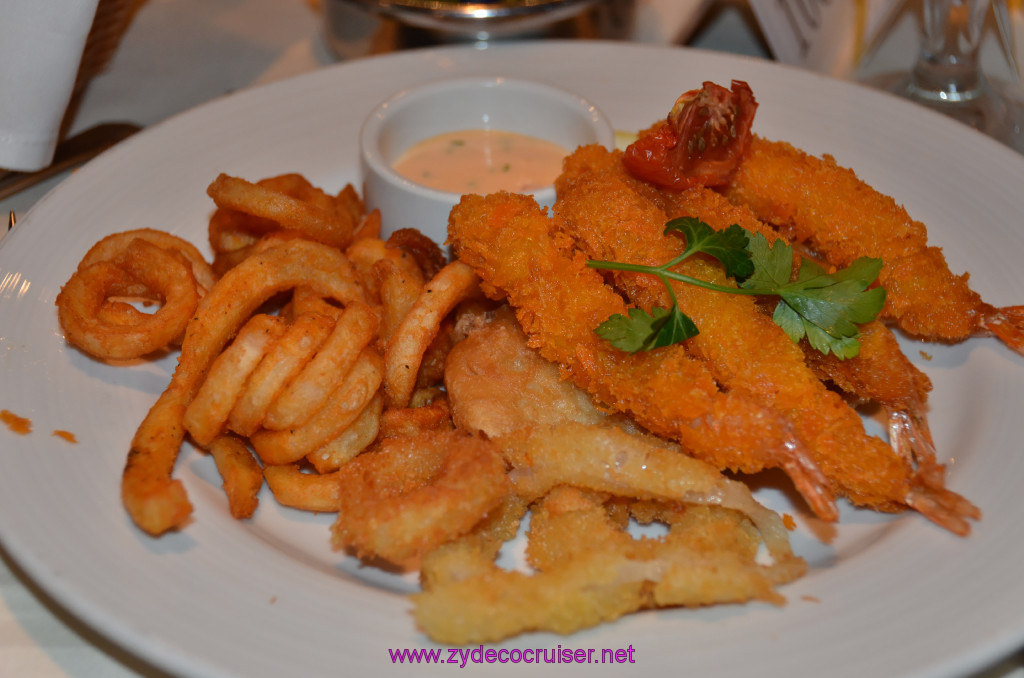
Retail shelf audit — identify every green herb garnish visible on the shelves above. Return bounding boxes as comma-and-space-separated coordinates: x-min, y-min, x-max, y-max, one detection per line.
588, 217, 886, 359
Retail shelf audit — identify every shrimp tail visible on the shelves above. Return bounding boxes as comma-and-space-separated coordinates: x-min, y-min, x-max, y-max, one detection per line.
448, 191, 839, 524
888, 408, 940, 483
887, 406, 980, 535
775, 442, 839, 523
980, 305, 1024, 356
906, 483, 982, 537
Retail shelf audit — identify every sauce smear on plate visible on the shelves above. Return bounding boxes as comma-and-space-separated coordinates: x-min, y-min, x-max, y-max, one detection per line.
393, 129, 567, 194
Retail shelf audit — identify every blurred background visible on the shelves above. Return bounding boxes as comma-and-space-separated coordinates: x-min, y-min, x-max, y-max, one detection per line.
4, 0, 1023, 186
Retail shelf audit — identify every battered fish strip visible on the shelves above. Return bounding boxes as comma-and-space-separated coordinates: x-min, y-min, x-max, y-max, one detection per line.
447, 191, 837, 521
414, 424, 806, 645
443, 307, 609, 438
723, 136, 1024, 352
414, 491, 791, 645
498, 422, 803, 572
555, 145, 978, 535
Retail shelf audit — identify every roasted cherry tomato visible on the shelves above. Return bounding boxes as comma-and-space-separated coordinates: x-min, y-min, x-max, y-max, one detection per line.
623, 80, 757, 190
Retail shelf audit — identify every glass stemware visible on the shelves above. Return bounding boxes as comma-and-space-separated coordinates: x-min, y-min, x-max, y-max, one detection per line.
863, 0, 1024, 152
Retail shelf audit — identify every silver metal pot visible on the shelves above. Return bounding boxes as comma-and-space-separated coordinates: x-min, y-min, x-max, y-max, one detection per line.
323, 0, 636, 59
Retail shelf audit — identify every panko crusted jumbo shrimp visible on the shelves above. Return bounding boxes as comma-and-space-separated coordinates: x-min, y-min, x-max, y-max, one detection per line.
652, 172, 947, 497
722, 136, 1024, 352
554, 147, 978, 535
447, 191, 838, 522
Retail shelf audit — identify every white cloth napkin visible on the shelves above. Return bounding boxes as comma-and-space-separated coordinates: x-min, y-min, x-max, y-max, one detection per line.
631, 0, 712, 44
0, 0, 100, 172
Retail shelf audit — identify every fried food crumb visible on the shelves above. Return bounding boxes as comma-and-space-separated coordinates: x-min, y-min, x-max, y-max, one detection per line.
52, 430, 78, 443
1, 409, 32, 435
920, 350, 933, 361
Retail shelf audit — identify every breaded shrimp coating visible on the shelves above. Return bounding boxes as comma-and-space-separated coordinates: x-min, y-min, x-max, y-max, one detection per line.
448, 191, 836, 521
724, 136, 1023, 347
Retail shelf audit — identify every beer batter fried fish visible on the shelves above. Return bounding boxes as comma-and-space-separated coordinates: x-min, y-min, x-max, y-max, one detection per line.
444, 307, 608, 438
414, 423, 806, 644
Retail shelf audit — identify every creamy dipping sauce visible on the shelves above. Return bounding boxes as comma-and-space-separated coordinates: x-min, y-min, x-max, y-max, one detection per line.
392, 129, 568, 194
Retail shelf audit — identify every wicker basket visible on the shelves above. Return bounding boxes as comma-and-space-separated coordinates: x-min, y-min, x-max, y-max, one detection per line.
76, 0, 147, 88
61, 0, 146, 135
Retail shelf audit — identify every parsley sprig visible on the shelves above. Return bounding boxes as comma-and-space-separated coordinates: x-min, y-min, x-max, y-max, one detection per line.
588, 217, 886, 359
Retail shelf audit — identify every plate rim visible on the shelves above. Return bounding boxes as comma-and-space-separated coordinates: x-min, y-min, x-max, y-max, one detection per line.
2, 39, 1024, 678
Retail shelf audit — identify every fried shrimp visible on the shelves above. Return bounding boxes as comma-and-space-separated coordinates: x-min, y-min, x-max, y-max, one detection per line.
800, 320, 941, 477
723, 136, 1024, 353
448, 191, 838, 521
555, 144, 978, 534
644, 165, 952, 519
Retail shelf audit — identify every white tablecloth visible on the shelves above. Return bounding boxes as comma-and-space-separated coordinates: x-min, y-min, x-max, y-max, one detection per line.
1, 1, 1022, 676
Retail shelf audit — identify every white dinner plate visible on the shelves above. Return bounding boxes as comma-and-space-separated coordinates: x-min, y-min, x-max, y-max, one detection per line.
1, 41, 1023, 678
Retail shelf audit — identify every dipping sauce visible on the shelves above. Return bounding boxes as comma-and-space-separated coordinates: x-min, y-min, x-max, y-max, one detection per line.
392, 129, 568, 194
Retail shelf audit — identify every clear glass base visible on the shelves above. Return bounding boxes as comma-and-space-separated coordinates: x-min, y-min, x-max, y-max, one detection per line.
863, 71, 1024, 154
